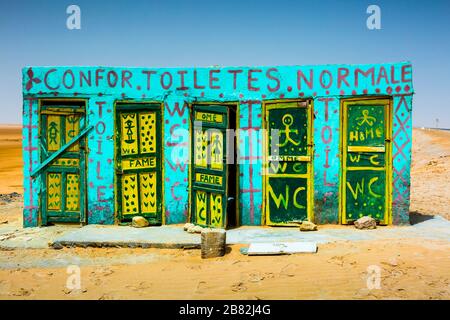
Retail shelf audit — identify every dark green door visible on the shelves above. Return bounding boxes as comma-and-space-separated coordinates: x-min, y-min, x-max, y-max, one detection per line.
40, 104, 86, 224
264, 101, 313, 225
115, 104, 162, 224
190, 105, 229, 228
342, 99, 391, 225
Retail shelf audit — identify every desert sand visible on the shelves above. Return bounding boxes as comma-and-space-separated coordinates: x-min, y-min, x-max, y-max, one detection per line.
0, 127, 449, 300
410, 129, 450, 220
0, 125, 22, 194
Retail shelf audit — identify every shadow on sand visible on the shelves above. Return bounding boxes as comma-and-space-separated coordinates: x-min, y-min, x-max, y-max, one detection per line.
409, 211, 435, 225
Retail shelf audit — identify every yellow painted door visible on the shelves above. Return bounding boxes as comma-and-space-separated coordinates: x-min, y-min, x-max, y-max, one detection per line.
116, 104, 162, 224
190, 105, 229, 228
40, 105, 86, 224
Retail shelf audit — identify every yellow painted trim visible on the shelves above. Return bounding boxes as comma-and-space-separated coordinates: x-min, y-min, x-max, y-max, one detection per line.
262, 99, 314, 226
121, 156, 157, 170
266, 100, 308, 110
195, 172, 223, 186
40, 110, 85, 115
347, 166, 385, 171
268, 155, 311, 162
195, 111, 224, 123
339, 97, 393, 225
265, 174, 310, 178
235, 104, 241, 226
348, 146, 385, 153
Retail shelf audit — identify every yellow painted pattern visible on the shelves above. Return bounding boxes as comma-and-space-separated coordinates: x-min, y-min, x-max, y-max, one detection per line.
47, 173, 62, 210
195, 172, 222, 186
195, 191, 207, 224
347, 146, 385, 153
194, 129, 208, 168
210, 193, 223, 227
52, 158, 79, 167
47, 115, 61, 151
122, 174, 139, 215
122, 157, 157, 170
139, 112, 156, 154
140, 172, 157, 214
268, 155, 311, 162
65, 174, 80, 211
195, 111, 223, 124
66, 115, 80, 151
210, 130, 223, 170
120, 113, 138, 155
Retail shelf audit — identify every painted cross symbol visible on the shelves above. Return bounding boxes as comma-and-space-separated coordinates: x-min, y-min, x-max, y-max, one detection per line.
25, 67, 41, 91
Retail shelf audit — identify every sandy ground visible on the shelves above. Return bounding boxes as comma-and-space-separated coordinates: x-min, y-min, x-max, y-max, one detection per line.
410, 129, 450, 220
0, 125, 22, 194
0, 239, 449, 300
0, 127, 449, 300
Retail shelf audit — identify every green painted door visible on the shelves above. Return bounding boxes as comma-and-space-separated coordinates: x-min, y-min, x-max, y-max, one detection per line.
190, 105, 229, 228
40, 104, 86, 224
115, 104, 162, 224
342, 99, 391, 225
265, 101, 313, 225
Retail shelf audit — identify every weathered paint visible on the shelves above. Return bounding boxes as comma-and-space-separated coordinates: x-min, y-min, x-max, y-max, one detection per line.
38, 103, 87, 224
341, 99, 391, 224
190, 104, 229, 227
22, 63, 414, 227
115, 103, 163, 224
264, 101, 313, 225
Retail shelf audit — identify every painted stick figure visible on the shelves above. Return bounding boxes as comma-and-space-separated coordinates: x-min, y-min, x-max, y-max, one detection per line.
48, 121, 59, 146
211, 133, 222, 163
124, 119, 136, 144
356, 109, 376, 126
279, 114, 300, 147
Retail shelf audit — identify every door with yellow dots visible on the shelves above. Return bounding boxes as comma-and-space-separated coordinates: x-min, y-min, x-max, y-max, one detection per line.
115, 104, 162, 224
341, 99, 392, 225
39, 102, 87, 225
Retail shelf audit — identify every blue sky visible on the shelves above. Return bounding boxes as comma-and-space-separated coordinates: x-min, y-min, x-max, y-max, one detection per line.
0, 0, 449, 127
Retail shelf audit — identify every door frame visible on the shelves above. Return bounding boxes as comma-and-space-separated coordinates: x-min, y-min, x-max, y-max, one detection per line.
38, 98, 88, 226
262, 99, 315, 226
113, 101, 165, 224
187, 102, 240, 228
339, 97, 393, 225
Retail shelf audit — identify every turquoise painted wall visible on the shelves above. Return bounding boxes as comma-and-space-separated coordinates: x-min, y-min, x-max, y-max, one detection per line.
22, 63, 414, 227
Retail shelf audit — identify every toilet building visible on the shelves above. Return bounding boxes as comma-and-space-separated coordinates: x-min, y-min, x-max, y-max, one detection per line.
22, 63, 413, 228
